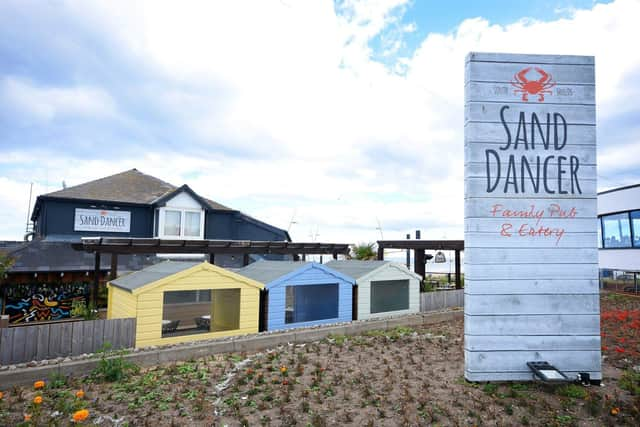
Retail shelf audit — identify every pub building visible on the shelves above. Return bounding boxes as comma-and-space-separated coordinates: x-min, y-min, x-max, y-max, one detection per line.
0, 169, 290, 324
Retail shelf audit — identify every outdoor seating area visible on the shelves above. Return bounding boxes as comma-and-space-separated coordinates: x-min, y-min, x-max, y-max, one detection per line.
194, 315, 210, 330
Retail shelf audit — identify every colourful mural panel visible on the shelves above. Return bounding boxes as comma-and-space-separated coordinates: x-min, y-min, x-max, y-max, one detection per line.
3, 282, 89, 323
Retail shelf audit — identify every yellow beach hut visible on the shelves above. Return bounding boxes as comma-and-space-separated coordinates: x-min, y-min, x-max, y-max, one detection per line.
107, 261, 263, 347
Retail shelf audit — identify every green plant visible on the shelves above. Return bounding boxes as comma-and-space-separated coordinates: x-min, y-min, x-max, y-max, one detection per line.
71, 300, 99, 320
349, 243, 377, 260
47, 371, 68, 389
90, 343, 138, 382
556, 384, 588, 399
482, 383, 499, 395
620, 368, 640, 395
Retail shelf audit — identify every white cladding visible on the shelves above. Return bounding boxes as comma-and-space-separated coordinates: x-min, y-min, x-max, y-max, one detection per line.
74, 208, 131, 233
164, 191, 202, 209
464, 52, 601, 381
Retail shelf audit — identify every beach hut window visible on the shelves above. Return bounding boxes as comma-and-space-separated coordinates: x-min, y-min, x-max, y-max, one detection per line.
285, 284, 338, 324
370, 280, 409, 313
162, 290, 213, 337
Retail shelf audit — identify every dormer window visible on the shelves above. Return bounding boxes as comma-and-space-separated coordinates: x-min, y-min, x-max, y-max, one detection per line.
155, 190, 205, 240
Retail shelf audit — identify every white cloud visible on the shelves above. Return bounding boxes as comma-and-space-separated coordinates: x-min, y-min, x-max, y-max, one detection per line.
1, 77, 118, 122
1, 0, 639, 244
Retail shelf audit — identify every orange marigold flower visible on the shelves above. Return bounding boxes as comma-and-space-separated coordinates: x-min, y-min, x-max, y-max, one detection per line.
280, 366, 287, 374
33, 380, 45, 390
24, 414, 32, 422
33, 395, 43, 405
75, 390, 85, 399
0, 391, 4, 400
73, 409, 90, 422
611, 407, 620, 415
282, 379, 289, 385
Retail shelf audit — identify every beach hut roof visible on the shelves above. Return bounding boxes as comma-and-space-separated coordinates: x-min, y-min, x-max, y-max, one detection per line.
326, 260, 421, 281
110, 261, 264, 293
236, 261, 354, 286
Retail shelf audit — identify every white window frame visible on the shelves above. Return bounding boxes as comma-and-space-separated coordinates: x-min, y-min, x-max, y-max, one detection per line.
156, 207, 205, 240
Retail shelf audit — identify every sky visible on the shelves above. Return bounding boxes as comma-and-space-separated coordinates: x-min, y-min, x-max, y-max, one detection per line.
1, 0, 639, 248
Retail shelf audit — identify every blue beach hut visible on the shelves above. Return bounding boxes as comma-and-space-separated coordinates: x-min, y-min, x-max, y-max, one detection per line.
235, 261, 354, 331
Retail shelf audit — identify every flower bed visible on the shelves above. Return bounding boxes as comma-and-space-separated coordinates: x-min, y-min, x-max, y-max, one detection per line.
1, 293, 639, 425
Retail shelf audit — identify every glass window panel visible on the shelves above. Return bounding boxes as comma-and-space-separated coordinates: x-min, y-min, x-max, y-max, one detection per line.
285, 284, 338, 324
163, 210, 181, 236
184, 211, 201, 237
631, 211, 640, 248
597, 217, 602, 248
162, 290, 212, 337
370, 280, 410, 313
602, 213, 631, 248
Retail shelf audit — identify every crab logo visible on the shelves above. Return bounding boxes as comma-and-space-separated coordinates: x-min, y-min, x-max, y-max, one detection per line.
511, 67, 556, 102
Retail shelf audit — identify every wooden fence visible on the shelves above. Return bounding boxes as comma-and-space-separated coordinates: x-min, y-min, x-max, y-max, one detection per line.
420, 289, 464, 312
0, 318, 136, 365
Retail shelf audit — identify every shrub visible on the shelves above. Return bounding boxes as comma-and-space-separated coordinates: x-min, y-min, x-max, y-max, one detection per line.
90, 343, 138, 383
620, 369, 640, 395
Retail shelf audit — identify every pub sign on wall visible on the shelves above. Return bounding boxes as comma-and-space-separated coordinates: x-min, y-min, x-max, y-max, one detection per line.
464, 52, 601, 381
74, 208, 131, 233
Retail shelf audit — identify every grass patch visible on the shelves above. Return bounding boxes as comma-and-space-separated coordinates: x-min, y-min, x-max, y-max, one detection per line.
557, 384, 588, 399
620, 369, 640, 395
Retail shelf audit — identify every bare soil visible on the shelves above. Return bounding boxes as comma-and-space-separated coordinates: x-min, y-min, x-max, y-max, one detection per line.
1, 292, 639, 426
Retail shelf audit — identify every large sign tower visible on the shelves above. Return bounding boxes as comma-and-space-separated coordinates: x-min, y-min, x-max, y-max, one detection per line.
464, 52, 600, 381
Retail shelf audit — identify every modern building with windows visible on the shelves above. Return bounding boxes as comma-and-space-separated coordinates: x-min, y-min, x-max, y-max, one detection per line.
597, 183, 640, 291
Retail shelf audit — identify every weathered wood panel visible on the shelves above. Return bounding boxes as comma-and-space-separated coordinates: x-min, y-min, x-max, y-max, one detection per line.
465, 218, 598, 234
465, 143, 596, 164
464, 51, 600, 382
466, 61, 595, 84
420, 289, 464, 312
465, 81, 595, 105
0, 318, 135, 365
465, 121, 596, 143
464, 197, 597, 218
465, 335, 600, 351
464, 279, 598, 295
465, 263, 599, 280
466, 162, 597, 179
465, 102, 595, 124
465, 231, 598, 248
464, 313, 600, 335
465, 294, 599, 315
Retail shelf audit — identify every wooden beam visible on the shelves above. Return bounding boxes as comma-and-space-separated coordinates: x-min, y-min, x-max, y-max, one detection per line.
110, 254, 118, 281
376, 239, 464, 251
242, 253, 250, 266
377, 245, 384, 260
209, 253, 215, 265
414, 249, 425, 278
92, 252, 100, 308
455, 249, 462, 289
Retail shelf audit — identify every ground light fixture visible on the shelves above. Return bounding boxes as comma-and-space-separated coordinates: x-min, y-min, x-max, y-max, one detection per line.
527, 361, 571, 382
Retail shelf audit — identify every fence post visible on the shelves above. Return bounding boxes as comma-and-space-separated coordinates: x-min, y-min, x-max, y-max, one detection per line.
0, 314, 8, 329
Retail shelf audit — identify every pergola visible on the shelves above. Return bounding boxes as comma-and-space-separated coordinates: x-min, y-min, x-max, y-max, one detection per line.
376, 239, 464, 289
72, 237, 351, 305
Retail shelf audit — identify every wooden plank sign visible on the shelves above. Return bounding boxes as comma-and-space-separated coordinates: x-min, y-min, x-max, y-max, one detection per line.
464, 52, 600, 381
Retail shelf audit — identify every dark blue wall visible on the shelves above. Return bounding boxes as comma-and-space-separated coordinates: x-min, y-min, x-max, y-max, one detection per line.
36, 199, 153, 241
204, 212, 287, 241
36, 199, 288, 242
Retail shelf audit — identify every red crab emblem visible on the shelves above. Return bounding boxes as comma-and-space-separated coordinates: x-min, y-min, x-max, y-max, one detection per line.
511, 67, 556, 102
